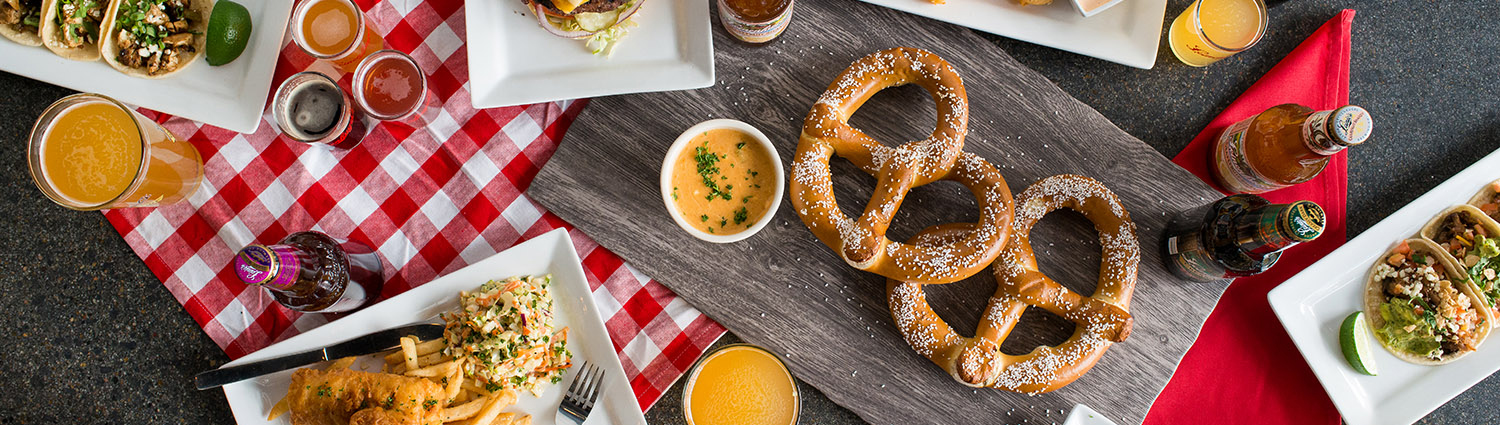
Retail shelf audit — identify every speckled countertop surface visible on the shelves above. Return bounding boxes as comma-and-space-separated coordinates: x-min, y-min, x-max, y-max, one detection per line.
1, 0, 1496, 423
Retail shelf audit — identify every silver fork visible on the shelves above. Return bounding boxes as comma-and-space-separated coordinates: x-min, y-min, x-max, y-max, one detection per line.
558, 361, 605, 424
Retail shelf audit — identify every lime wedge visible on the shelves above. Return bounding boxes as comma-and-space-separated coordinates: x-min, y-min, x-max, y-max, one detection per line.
1340, 311, 1378, 376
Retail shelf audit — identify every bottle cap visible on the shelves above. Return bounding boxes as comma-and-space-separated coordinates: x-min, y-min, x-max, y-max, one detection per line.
235, 245, 297, 288
1328, 105, 1372, 147
1281, 201, 1326, 242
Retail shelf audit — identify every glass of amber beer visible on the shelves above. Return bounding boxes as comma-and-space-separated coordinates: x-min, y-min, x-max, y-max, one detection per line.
291, 0, 383, 70
1167, 0, 1267, 67
27, 93, 203, 210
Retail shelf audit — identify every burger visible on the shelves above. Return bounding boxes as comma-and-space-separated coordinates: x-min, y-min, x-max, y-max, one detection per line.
524, 0, 642, 55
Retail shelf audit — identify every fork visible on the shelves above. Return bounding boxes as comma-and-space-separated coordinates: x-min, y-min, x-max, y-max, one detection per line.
558, 361, 605, 424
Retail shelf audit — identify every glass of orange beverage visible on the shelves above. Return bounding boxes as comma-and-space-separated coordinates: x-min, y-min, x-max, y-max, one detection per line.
291, 0, 382, 68
27, 93, 203, 210
683, 344, 799, 425
352, 50, 434, 123
1167, 0, 1267, 67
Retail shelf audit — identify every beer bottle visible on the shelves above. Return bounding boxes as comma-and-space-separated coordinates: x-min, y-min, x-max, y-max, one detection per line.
234, 231, 385, 313
1162, 195, 1326, 282
1212, 104, 1372, 194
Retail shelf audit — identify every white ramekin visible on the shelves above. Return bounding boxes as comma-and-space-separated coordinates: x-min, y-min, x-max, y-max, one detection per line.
659, 119, 784, 243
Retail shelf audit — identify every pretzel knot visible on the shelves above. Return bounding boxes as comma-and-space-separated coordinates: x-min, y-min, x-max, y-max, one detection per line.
790, 47, 1014, 284
887, 175, 1140, 394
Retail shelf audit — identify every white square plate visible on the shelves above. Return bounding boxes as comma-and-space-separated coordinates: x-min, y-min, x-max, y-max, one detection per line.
1268, 148, 1500, 425
465, 0, 714, 109
0, 0, 292, 133
856, 0, 1167, 69
221, 228, 646, 425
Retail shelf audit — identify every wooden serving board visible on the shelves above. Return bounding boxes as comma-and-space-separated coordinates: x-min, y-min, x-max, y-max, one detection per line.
529, 2, 1229, 424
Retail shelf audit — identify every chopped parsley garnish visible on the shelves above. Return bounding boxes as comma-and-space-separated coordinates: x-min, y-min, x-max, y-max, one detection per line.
733, 207, 749, 225
694, 144, 732, 201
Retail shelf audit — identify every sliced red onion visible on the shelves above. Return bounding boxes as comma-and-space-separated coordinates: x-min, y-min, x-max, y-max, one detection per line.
531, 1, 643, 39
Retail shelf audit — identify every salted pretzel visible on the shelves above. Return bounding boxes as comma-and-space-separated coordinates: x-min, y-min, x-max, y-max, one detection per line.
790, 47, 1013, 284
888, 174, 1140, 394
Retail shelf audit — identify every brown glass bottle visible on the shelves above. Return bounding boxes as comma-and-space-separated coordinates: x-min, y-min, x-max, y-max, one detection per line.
234, 231, 385, 313
1162, 195, 1326, 282
1212, 104, 1372, 194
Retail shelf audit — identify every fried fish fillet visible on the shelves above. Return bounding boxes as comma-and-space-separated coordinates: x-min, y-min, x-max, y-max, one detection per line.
285, 369, 446, 425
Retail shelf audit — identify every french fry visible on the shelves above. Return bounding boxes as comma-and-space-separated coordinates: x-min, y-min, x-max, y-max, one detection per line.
267, 398, 290, 421
444, 361, 465, 401
480, 412, 517, 425
442, 396, 488, 422
462, 381, 496, 397
465, 394, 511, 425
513, 415, 531, 425
386, 339, 446, 363
417, 351, 452, 367
453, 389, 472, 404
326, 356, 356, 371
401, 337, 420, 372
406, 360, 459, 378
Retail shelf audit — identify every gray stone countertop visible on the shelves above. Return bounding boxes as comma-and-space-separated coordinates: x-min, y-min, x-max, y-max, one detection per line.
1, 0, 1495, 423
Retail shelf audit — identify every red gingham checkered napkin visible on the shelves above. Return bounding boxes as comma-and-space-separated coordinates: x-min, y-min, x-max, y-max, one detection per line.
98, 0, 724, 410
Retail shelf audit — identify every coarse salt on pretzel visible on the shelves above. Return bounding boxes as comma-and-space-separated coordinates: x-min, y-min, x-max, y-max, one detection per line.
790, 47, 1013, 284
888, 174, 1139, 394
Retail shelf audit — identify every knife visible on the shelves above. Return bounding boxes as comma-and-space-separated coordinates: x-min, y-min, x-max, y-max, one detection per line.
194, 323, 445, 390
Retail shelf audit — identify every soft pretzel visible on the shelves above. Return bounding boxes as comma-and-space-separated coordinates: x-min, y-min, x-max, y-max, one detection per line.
790, 47, 1014, 284
888, 174, 1139, 394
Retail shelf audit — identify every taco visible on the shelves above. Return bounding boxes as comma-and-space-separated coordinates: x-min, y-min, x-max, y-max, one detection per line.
1365, 238, 1492, 365
39, 0, 106, 60
99, 0, 209, 78
1422, 205, 1500, 320
1469, 179, 1500, 223
0, 0, 44, 46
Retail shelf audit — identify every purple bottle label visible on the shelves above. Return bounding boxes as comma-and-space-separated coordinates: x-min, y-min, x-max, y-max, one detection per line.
235, 245, 298, 289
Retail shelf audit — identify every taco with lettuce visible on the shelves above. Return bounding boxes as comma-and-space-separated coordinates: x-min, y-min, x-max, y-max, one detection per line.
40, 0, 106, 60
1, 0, 43, 46
1422, 205, 1500, 321
1365, 238, 1492, 365
99, 0, 209, 78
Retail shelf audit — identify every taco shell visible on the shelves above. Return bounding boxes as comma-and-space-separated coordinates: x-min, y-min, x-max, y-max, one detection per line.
1364, 238, 1494, 365
98, 0, 210, 79
0, 0, 44, 46
1419, 205, 1500, 251
39, 0, 105, 61
1468, 179, 1500, 213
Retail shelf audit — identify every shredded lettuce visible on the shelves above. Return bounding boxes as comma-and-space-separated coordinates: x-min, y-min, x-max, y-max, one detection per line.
1375, 298, 1442, 359
546, 0, 639, 56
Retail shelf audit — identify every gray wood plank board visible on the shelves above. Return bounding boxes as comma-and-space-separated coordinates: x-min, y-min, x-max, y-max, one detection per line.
529, 2, 1231, 424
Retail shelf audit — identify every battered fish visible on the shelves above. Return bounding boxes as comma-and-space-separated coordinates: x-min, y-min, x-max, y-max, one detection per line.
284, 369, 446, 425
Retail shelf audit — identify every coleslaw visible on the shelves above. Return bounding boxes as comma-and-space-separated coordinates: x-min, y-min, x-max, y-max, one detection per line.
442, 275, 572, 396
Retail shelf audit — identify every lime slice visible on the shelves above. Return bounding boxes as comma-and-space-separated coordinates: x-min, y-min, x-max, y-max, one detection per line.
206, 1, 253, 66
1340, 311, 1378, 376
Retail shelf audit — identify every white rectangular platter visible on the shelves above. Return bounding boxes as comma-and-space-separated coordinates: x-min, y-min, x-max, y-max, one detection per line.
856, 0, 1167, 69
0, 0, 292, 133
1269, 147, 1500, 425
465, 0, 714, 109
222, 228, 646, 425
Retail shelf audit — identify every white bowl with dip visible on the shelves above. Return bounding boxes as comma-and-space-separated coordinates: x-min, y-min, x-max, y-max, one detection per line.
660, 119, 784, 243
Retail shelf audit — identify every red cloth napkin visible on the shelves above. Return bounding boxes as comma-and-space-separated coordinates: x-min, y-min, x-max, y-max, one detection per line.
1145, 9, 1356, 425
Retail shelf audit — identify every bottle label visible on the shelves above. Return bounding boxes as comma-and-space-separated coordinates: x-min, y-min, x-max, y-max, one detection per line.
1165, 232, 1228, 282
1214, 118, 1286, 194
235, 245, 298, 289
1284, 202, 1326, 242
